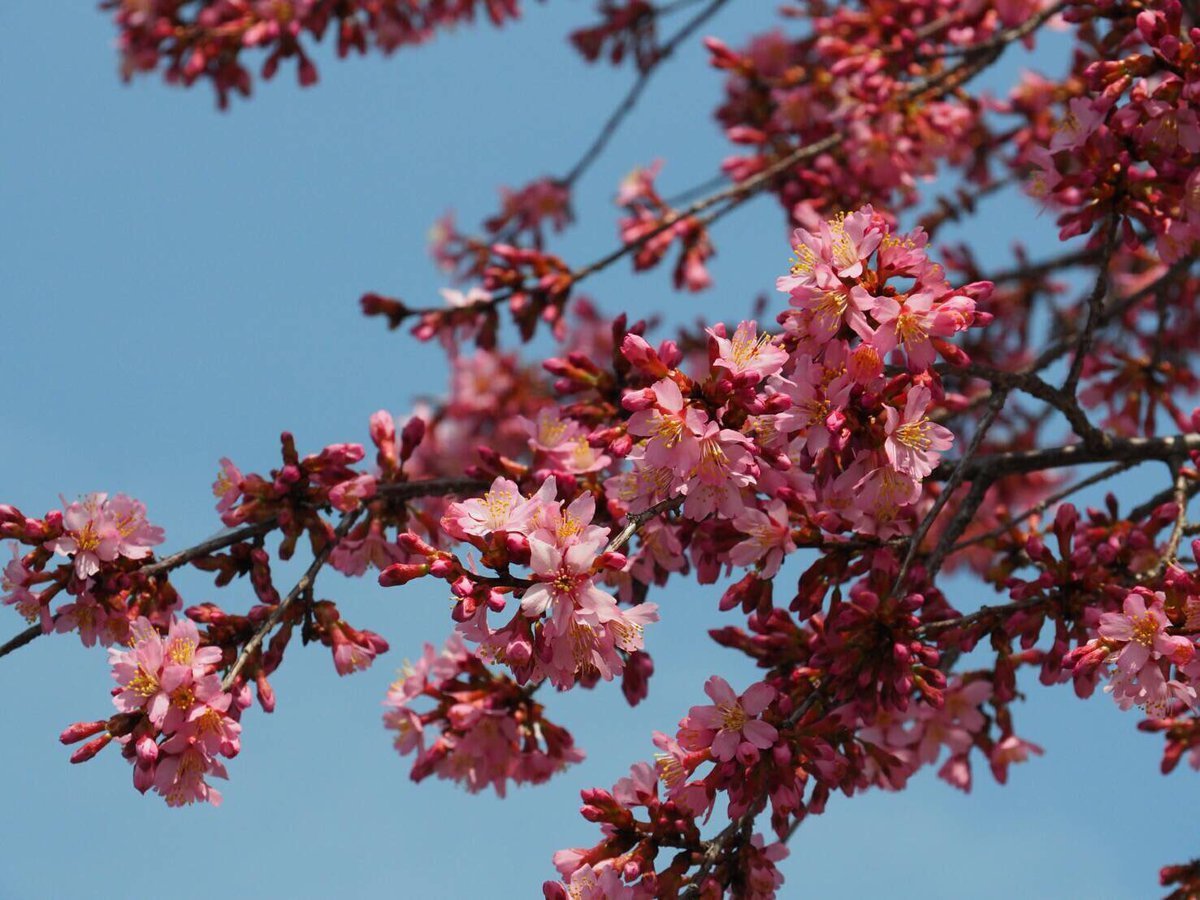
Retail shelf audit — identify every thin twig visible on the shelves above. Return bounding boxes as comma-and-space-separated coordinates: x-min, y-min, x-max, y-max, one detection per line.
563, 0, 732, 187
1029, 258, 1195, 375
950, 460, 1136, 553
1063, 214, 1120, 398
895, 391, 1008, 590
1153, 460, 1191, 576
605, 495, 684, 554
954, 362, 1108, 449
1133, 478, 1200, 524
411, 26, 1051, 321
916, 1, 1066, 60
919, 596, 1045, 636
221, 509, 363, 691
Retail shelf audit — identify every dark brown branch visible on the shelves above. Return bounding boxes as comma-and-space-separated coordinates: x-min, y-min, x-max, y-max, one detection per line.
1062, 215, 1120, 398
954, 362, 1109, 450
0, 623, 42, 659
950, 459, 1136, 553
936, 433, 1200, 480
140, 520, 278, 579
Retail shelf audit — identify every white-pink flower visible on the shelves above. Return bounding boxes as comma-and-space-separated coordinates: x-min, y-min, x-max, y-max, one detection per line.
729, 499, 795, 577
883, 385, 954, 479
708, 321, 788, 382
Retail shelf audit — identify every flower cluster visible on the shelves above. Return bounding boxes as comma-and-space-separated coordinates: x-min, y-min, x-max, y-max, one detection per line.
61, 616, 243, 806
1067, 588, 1198, 716
1016, 2, 1200, 260
1, 494, 169, 647
387, 475, 659, 691
383, 635, 583, 794
105, 0, 529, 106
18, 1, 1200, 894
547, 732, 791, 898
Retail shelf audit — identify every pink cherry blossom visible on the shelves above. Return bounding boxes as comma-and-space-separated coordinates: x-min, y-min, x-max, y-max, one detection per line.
729, 499, 795, 578
442, 476, 549, 540
521, 537, 615, 622
212, 457, 243, 513
626, 377, 707, 473
47, 494, 120, 579
680, 676, 778, 762
708, 321, 788, 383
883, 385, 955, 479
1099, 589, 1193, 677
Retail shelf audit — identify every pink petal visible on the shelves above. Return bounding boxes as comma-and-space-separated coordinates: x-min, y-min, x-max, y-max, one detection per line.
742, 719, 778, 749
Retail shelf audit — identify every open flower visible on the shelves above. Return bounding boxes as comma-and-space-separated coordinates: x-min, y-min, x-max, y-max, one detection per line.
883, 385, 954, 479
679, 676, 778, 761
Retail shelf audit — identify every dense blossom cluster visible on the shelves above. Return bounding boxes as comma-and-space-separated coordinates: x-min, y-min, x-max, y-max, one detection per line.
383, 635, 584, 794
8, 0, 1200, 895
61, 616, 243, 806
104, 0, 533, 106
2, 493, 168, 646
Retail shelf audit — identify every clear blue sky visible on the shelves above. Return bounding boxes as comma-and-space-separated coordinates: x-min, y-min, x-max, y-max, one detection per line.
0, 5, 1193, 898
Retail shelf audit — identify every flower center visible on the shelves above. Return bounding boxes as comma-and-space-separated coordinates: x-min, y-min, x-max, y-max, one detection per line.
128, 666, 159, 698
483, 489, 514, 526
1131, 612, 1159, 647
730, 331, 774, 369
720, 702, 747, 732
895, 419, 933, 451
167, 638, 196, 665
75, 521, 101, 554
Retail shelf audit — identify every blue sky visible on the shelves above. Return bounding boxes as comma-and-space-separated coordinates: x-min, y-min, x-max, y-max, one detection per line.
0, 4, 1194, 898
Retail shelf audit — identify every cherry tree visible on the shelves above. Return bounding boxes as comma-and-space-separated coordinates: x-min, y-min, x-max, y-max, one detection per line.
6, 0, 1200, 895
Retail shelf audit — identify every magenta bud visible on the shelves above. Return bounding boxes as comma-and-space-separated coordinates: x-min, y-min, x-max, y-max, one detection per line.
257, 672, 277, 713
135, 734, 159, 765
505, 532, 530, 556
763, 393, 792, 413
400, 417, 426, 460
59, 720, 106, 745
597, 551, 627, 570
506, 635, 532, 665
133, 760, 155, 794
69, 733, 113, 764
608, 434, 634, 457
620, 388, 657, 412
378, 562, 429, 587
397, 531, 436, 556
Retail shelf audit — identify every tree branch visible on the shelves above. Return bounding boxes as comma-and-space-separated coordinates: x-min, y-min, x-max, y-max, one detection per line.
935, 433, 1200, 480
563, 0, 732, 187
221, 508, 363, 691
1062, 214, 1120, 398
895, 391, 1008, 589
0, 476, 486, 662
950, 459, 1137, 553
